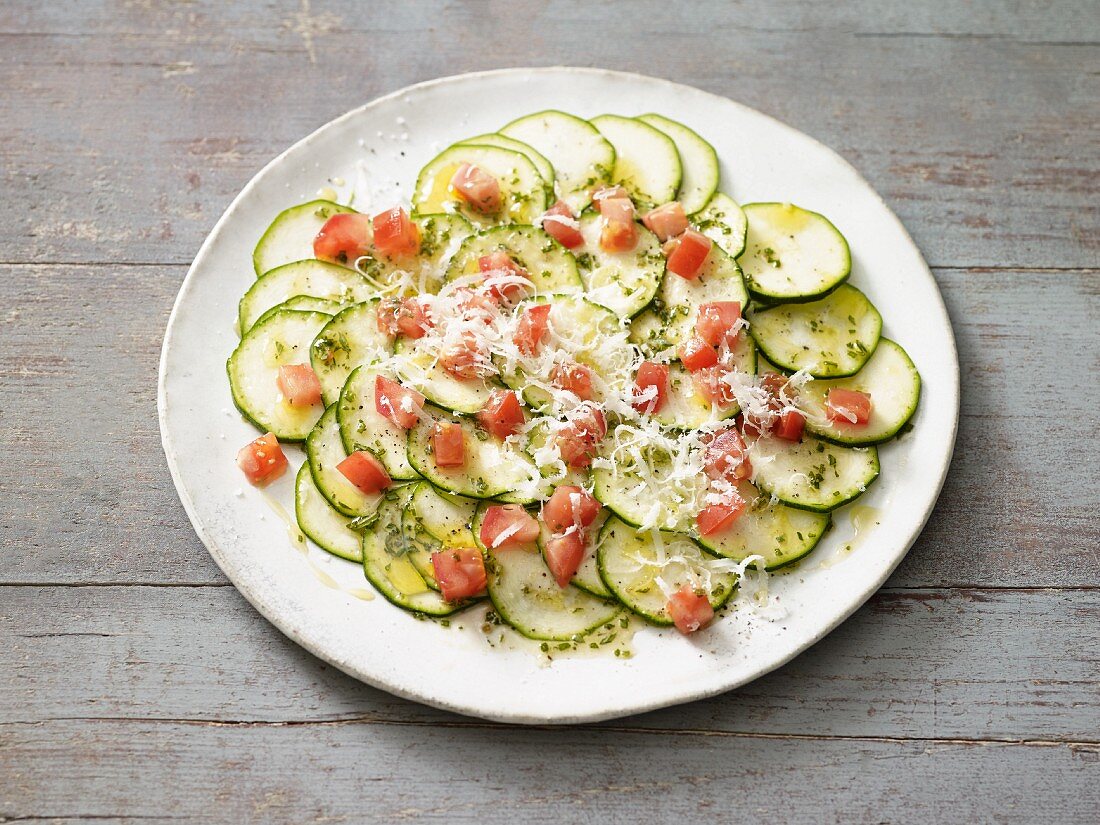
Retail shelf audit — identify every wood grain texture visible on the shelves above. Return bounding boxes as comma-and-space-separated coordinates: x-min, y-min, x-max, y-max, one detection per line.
2, 1, 1099, 822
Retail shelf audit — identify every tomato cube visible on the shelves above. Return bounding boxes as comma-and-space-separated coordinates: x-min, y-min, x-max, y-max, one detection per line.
431, 547, 487, 602
642, 201, 688, 241
678, 335, 719, 372
551, 361, 595, 400
236, 432, 288, 486
513, 303, 552, 355
704, 426, 752, 482
541, 200, 584, 249
695, 301, 742, 346
543, 530, 586, 588
696, 497, 746, 537
478, 250, 531, 303
479, 505, 540, 549
431, 421, 466, 468
554, 404, 607, 468
374, 375, 423, 429
826, 388, 873, 425
276, 364, 322, 407
666, 229, 712, 280
633, 361, 670, 414
476, 390, 526, 440
313, 212, 372, 265
541, 485, 601, 534
774, 410, 806, 442
451, 163, 502, 214
336, 450, 391, 495
666, 585, 714, 635
372, 207, 420, 258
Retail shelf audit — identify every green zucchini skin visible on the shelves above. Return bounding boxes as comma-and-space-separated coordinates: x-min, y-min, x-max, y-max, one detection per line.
252, 199, 356, 277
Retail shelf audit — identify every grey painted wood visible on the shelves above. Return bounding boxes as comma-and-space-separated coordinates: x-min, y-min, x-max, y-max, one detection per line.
1, 1, 1098, 822
3, 585, 1098, 742
2, 266, 1096, 586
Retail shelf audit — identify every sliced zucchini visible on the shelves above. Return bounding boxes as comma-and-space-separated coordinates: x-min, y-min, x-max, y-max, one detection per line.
309, 300, 394, 406
361, 492, 474, 616
238, 259, 376, 334
411, 482, 478, 547
306, 405, 382, 518
406, 404, 540, 503
401, 498, 441, 591
412, 144, 548, 226
499, 110, 615, 212
227, 309, 329, 441
407, 213, 476, 292
498, 294, 635, 411
596, 516, 735, 625
750, 284, 882, 378
444, 224, 583, 294
636, 114, 719, 214
693, 192, 748, 259
392, 339, 500, 415
254, 295, 346, 328
751, 434, 879, 513
696, 480, 830, 569
473, 506, 620, 641
739, 202, 851, 302
538, 513, 612, 599
294, 464, 364, 562
629, 243, 749, 355
589, 114, 682, 210
575, 213, 664, 318
652, 361, 741, 429
336, 365, 420, 481
456, 134, 555, 188
800, 339, 921, 445
252, 200, 355, 277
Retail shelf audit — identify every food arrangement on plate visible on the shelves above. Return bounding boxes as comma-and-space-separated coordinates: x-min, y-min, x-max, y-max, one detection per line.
228, 109, 921, 649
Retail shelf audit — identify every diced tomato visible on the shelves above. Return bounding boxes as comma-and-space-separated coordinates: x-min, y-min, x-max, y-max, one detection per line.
666, 229, 712, 280
554, 404, 607, 468
312, 212, 373, 265
696, 301, 742, 346
431, 421, 466, 468
704, 426, 752, 482
541, 485, 602, 533
551, 361, 595, 400
591, 185, 629, 208
667, 585, 715, 635
633, 361, 669, 414
740, 373, 790, 437
541, 200, 583, 249
439, 331, 489, 380
455, 288, 499, 318
599, 198, 638, 253
476, 390, 526, 440
276, 364, 322, 407
826, 388, 873, 425
336, 450, 391, 494
479, 504, 540, 549
543, 530, 586, 588
376, 296, 432, 339
374, 375, 424, 429
691, 365, 737, 406
478, 250, 531, 303
513, 303, 552, 355
451, 163, 502, 213
678, 335, 719, 372
696, 496, 747, 537
431, 547, 487, 602
236, 432, 288, 486
774, 410, 806, 442
372, 207, 419, 257
642, 201, 688, 241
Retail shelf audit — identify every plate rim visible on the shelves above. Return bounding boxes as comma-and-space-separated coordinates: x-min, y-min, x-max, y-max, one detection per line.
158, 66, 960, 724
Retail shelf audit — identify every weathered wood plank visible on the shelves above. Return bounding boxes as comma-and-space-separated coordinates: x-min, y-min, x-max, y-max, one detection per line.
1, 265, 1095, 586
3, 585, 1097, 741
1, 718, 1097, 824
0, 2, 1095, 269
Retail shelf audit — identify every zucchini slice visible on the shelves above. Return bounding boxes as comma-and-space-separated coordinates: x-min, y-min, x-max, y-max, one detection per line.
444, 224, 583, 295
393, 339, 501, 415
238, 259, 376, 334
589, 114, 682, 210
411, 482, 478, 547
696, 480, 830, 569
499, 110, 615, 212
629, 243, 749, 355
537, 514, 612, 599
309, 300, 394, 407
254, 295, 345, 328
651, 360, 744, 429
252, 200, 356, 277
575, 213, 665, 318
751, 434, 879, 513
306, 405, 382, 518
596, 516, 736, 625
800, 339, 921, 446
412, 144, 548, 226
636, 114, 719, 214
336, 365, 420, 481
693, 192, 748, 258
456, 134, 555, 188
401, 498, 442, 591
498, 294, 636, 412
474, 506, 620, 641
227, 309, 330, 441
739, 202, 851, 302
407, 213, 476, 292
362, 492, 475, 616
294, 464, 365, 563
750, 283, 882, 378
406, 404, 541, 503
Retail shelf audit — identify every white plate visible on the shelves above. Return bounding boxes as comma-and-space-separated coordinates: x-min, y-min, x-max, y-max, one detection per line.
159, 68, 959, 724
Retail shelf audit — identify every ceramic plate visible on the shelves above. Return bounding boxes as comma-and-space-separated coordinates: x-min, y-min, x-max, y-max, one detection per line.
158, 68, 959, 723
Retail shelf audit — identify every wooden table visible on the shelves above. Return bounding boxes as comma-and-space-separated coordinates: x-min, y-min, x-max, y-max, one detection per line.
2, 2, 1097, 821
